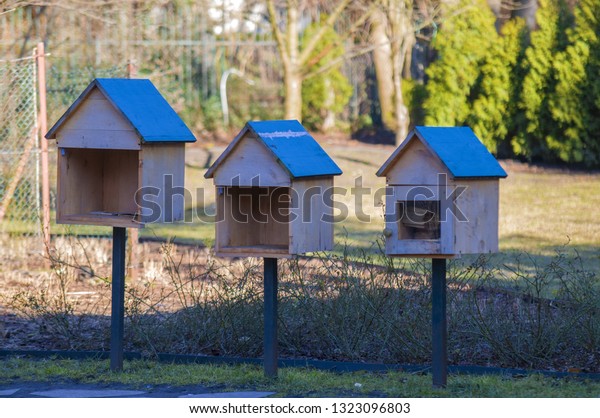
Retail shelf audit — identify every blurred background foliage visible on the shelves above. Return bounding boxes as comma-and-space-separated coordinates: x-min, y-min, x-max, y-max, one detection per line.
1, 0, 599, 166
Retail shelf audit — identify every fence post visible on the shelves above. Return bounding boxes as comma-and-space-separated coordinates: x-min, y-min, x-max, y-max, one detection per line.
36, 42, 51, 254
126, 58, 138, 281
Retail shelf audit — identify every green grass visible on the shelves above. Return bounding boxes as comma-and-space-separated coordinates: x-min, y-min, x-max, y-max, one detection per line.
1, 358, 599, 397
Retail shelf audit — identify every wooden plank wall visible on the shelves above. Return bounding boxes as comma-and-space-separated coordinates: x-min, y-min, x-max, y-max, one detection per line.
139, 143, 185, 223
386, 140, 448, 186
290, 178, 334, 254
454, 180, 499, 254
213, 134, 290, 187
57, 88, 141, 150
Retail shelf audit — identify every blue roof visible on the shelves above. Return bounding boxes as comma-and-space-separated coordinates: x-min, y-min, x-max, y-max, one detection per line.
46, 78, 196, 143
205, 120, 342, 179
377, 126, 507, 178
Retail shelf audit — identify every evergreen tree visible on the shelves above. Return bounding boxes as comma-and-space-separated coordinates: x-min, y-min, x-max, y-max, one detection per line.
424, 0, 498, 128
549, 0, 600, 166
513, 0, 572, 161
424, 0, 527, 154
468, 18, 528, 154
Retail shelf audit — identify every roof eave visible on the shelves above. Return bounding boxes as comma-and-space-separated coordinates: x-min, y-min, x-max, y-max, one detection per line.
45, 79, 102, 139
204, 124, 251, 178
375, 130, 418, 177
292, 171, 343, 180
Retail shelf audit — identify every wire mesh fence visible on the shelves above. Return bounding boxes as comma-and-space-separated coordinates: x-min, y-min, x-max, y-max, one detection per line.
0, 53, 40, 237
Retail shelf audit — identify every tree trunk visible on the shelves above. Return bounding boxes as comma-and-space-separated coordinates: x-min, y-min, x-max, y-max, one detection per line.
392, 49, 409, 145
284, 69, 302, 120
389, 0, 414, 145
322, 77, 336, 131
284, 4, 302, 120
370, 8, 396, 131
266, 0, 352, 122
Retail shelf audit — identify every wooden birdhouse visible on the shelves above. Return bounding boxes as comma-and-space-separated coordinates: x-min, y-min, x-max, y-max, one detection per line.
46, 78, 196, 228
205, 120, 342, 258
376, 126, 507, 257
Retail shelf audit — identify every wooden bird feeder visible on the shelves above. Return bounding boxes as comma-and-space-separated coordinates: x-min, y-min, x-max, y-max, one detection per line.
205, 120, 342, 259
46, 78, 196, 228
205, 120, 342, 378
376, 126, 507, 258
46, 78, 196, 371
376, 126, 507, 388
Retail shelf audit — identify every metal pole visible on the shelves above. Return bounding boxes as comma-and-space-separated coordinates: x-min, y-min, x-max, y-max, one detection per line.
432, 258, 447, 388
111, 227, 127, 372
219, 68, 254, 126
264, 257, 278, 378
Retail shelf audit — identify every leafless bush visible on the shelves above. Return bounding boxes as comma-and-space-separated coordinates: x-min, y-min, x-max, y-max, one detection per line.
2, 235, 598, 372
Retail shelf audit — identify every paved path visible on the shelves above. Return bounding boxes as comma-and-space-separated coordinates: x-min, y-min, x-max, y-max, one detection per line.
0, 381, 276, 398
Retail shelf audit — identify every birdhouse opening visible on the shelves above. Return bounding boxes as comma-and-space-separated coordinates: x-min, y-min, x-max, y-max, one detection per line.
396, 200, 441, 240
216, 186, 291, 256
58, 148, 141, 228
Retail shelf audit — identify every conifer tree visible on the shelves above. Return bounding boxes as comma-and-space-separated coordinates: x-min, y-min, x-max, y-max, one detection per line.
468, 18, 528, 154
513, 0, 571, 161
549, 0, 600, 166
424, 0, 498, 128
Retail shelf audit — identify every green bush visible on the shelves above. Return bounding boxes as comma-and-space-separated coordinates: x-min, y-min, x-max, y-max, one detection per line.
300, 18, 353, 131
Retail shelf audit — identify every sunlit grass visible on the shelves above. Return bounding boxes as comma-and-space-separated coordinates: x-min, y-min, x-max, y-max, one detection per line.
1, 357, 599, 397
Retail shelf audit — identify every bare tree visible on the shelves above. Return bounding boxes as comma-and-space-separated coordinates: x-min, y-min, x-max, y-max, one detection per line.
266, 0, 371, 121
370, 0, 441, 145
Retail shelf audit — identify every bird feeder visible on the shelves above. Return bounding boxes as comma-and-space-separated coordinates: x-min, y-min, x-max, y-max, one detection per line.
205, 119, 342, 378
376, 126, 507, 388
205, 120, 342, 258
46, 78, 195, 228
46, 78, 196, 371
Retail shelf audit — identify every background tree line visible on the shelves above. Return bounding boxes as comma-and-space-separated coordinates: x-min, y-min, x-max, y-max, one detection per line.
1, 0, 599, 167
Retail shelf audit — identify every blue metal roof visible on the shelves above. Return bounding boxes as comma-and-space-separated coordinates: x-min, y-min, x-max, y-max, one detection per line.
246, 120, 342, 178
377, 126, 506, 179
46, 78, 196, 143
414, 126, 506, 178
205, 120, 341, 179
205, 120, 342, 179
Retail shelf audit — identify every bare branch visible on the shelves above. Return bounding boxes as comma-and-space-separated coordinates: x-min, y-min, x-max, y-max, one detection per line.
298, 0, 353, 66
266, 0, 291, 69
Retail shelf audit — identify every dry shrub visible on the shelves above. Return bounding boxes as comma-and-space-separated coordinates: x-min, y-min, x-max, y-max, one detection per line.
2, 235, 598, 372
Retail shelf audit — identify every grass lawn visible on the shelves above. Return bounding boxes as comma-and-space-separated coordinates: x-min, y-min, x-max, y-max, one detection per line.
1, 357, 599, 397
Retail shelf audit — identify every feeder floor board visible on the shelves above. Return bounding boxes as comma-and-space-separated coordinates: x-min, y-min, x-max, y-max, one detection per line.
58, 213, 143, 229
217, 245, 291, 259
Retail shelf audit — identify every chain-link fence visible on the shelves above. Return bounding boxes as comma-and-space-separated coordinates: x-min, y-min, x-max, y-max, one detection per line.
46, 65, 128, 128
0, 54, 40, 236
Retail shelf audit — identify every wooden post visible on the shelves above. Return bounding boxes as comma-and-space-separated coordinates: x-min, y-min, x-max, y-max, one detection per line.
111, 227, 127, 372
36, 42, 51, 252
264, 257, 278, 378
126, 58, 138, 281
431, 258, 447, 388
